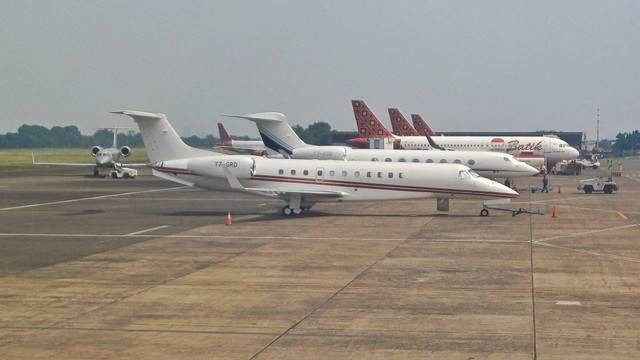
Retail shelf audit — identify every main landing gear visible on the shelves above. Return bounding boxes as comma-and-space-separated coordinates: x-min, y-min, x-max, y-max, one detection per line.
281, 194, 312, 216
281, 206, 310, 216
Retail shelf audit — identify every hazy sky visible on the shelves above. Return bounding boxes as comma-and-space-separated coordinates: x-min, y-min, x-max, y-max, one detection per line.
1, 0, 638, 139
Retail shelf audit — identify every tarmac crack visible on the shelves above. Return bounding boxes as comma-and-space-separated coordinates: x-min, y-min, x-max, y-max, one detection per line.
248, 218, 435, 360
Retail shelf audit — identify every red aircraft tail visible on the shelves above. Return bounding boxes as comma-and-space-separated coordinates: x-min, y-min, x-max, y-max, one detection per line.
351, 100, 395, 138
388, 108, 420, 136
217, 123, 233, 146
411, 114, 435, 136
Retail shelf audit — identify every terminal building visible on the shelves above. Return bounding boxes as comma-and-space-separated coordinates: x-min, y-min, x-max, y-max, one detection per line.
331, 130, 584, 149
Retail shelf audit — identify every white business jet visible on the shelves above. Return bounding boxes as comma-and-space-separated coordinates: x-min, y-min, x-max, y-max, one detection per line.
32, 127, 146, 177
223, 112, 538, 179
113, 110, 518, 216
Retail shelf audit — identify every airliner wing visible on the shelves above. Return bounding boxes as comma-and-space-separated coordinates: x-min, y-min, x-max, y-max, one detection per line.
222, 167, 348, 198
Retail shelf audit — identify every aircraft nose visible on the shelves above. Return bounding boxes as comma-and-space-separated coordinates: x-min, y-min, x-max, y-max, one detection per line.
487, 179, 519, 198
570, 147, 580, 159
521, 162, 540, 176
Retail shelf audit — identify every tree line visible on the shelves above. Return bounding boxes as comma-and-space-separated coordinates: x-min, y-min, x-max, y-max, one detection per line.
0, 122, 338, 149
612, 130, 640, 155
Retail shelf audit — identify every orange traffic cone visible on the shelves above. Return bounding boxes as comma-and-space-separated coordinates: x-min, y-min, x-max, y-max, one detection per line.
225, 211, 233, 225
551, 206, 558, 218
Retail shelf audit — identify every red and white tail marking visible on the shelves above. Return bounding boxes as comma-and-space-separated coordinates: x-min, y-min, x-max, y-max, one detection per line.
351, 100, 395, 138
388, 108, 419, 136
411, 114, 435, 136
217, 123, 232, 146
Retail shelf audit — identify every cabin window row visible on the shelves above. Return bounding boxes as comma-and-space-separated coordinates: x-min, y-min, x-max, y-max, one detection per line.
371, 157, 476, 166
277, 169, 404, 179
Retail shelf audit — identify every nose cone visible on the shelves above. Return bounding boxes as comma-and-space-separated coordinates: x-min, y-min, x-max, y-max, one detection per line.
483, 178, 519, 199
569, 147, 580, 159
521, 162, 540, 176
97, 155, 112, 165
346, 137, 368, 148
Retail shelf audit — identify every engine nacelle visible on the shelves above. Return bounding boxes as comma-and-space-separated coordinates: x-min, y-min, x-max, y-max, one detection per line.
90, 146, 102, 156
120, 146, 131, 157
291, 147, 347, 160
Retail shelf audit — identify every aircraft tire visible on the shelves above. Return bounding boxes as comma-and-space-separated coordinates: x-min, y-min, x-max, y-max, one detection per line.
282, 206, 293, 216
93, 169, 100, 177
480, 209, 489, 217
292, 208, 302, 215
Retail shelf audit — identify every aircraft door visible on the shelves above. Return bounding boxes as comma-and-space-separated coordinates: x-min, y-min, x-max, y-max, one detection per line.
315, 167, 325, 182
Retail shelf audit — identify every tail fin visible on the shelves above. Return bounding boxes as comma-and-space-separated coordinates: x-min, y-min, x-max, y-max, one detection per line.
111, 110, 214, 163
222, 112, 308, 155
411, 114, 435, 136
351, 100, 395, 138
388, 108, 419, 136
217, 123, 233, 146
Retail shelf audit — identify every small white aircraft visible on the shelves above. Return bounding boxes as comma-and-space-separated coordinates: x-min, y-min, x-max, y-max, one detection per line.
32, 128, 147, 177
223, 112, 539, 179
347, 100, 580, 168
113, 110, 518, 216
216, 123, 267, 155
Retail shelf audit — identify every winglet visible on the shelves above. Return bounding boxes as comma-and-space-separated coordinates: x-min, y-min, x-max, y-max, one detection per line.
388, 108, 419, 136
351, 100, 395, 138
424, 132, 446, 151
223, 166, 245, 190
411, 114, 435, 136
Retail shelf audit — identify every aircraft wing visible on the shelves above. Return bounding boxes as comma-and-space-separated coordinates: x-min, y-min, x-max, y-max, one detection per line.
31, 153, 96, 167
222, 167, 348, 199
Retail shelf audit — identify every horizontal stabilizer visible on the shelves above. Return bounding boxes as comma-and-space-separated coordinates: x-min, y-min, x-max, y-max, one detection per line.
223, 112, 287, 123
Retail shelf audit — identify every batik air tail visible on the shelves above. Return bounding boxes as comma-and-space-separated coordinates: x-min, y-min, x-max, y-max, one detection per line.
346, 100, 402, 149
389, 108, 420, 136
411, 114, 435, 136
215, 123, 268, 155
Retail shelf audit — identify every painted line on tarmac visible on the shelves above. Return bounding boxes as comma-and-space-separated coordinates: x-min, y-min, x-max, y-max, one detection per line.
617, 211, 629, 220
534, 223, 639, 243
512, 196, 586, 205
0, 186, 186, 211
0, 232, 406, 242
420, 238, 527, 244
126, 224, 171, 236
536, 241, 640, 263
110, 197, 276, 202
554, 204, 640, 216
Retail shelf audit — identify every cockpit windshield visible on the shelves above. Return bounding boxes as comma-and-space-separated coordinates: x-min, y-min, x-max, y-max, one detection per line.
458, 170, 470, 180
469, 169, 481, 178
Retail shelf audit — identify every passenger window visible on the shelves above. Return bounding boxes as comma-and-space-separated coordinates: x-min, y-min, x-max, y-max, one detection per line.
388, 172, 393, 178
439, 159, 447, 163
377, 172, 383, 178
341, 170, 348, 177
371, 157, 379, 161
399, 172, 404, 179
384, 158, 392, 162
354, 171, 360, 177
412, 158, 420, 163
366, 172, 372, 178
303, 170, 309, 175
291, 169, 296, 175
317, 170, 323, 176
329, 170, 335, 176
278, 169, 284, 175
454, 159, 462, 164
398, 158, 406, 162
426, 159, 433, 163
467, 159, 476, 166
